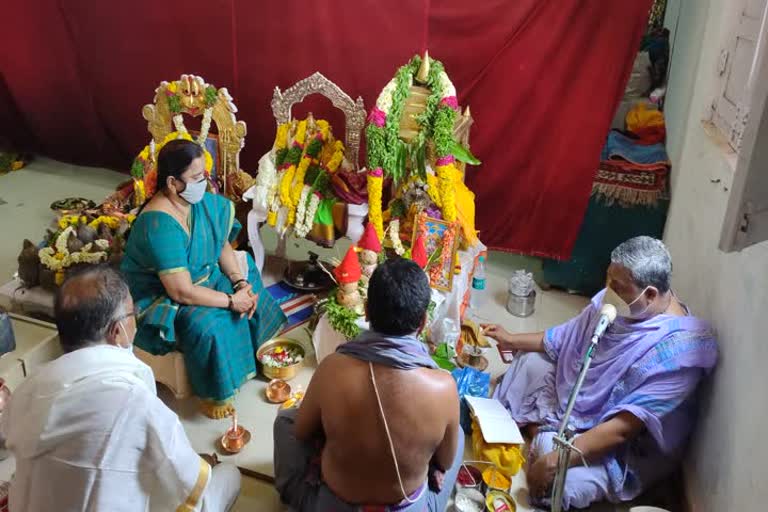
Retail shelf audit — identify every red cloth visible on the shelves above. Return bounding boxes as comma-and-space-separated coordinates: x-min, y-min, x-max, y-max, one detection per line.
1, 0, 650, 259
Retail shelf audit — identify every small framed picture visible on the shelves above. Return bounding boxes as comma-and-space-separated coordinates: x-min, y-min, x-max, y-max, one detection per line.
412, 213, 460, 292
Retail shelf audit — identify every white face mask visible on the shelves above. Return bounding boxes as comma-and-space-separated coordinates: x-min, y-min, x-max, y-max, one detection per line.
118, 321, 134, 353
179, 178, 207, 204
603, 285, 651, 319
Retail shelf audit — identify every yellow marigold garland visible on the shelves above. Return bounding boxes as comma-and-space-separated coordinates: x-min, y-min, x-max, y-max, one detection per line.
273, 123, 290, 150
367, 168, 384, 240
316, 120, 330, 142
133, 179, 146, 208
426, 173, 442, 208
435, 163, 457, 222
326, 140, 345, 173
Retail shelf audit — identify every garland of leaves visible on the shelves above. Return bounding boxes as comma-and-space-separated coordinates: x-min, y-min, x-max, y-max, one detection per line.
366, 54, 464, 184
167, 81, 218, 115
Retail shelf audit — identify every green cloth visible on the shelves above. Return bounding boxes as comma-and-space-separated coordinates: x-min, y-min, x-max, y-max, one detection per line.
121, 193, 286, 402
543, 196, 670, 296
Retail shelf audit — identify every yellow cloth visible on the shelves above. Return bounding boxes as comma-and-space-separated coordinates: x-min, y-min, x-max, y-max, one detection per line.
470, 418, 525, 477
626, 102, 665, 132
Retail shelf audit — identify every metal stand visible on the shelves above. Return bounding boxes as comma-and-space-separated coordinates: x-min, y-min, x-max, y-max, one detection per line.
550, 334, 600, 512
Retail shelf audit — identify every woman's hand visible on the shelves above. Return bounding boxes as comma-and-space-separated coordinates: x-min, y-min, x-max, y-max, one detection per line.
480, 323, 514, 349
231, 285, 258, 318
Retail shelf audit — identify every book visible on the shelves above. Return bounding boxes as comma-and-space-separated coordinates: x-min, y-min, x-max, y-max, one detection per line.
465, 396, 524, 445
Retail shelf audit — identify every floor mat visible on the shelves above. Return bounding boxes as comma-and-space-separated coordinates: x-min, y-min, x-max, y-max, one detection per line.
266, 282, 316, 335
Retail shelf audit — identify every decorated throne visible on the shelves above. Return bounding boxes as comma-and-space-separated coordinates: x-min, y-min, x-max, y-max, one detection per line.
245, 72, 370, 263
109, 75, 255, 244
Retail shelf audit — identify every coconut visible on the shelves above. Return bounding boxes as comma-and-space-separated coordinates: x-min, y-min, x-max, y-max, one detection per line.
17, 239, 40, 287
77, 224, 97, 244
97, 224, 114, 244
67, 233, 84, 253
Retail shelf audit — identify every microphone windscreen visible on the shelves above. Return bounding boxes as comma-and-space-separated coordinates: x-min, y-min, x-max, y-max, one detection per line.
600, 303, 618, 322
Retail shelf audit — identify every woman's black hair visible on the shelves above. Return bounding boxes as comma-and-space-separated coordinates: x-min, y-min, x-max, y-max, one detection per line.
156, 139, 204, 191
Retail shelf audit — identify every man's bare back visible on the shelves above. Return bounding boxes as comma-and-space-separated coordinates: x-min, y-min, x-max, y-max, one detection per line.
295, 352, 460, 505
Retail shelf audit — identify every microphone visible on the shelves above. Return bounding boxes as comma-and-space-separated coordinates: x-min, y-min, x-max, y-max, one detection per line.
591, 304, 617, 341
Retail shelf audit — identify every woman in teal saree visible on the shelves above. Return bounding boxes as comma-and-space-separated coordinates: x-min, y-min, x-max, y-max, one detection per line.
122, 140, 286, 418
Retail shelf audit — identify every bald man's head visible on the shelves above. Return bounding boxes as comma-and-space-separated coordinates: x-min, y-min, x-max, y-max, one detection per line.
54, 266, 130, 352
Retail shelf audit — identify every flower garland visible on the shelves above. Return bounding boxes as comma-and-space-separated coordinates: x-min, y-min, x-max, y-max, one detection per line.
389, 218, 405, 256
325, 140, 345, 173
293, 185, 312, 237
435, 157, 457, 222
172, 107, 214, 147
130, 130, 214, 206
367, 168, 384, 239
294, 191, 321, 239
365, 53, 464, 234
39, 227, 110, 285
366, 54, 459, 183
292, 133, 325, 205
279, 120, 308, 226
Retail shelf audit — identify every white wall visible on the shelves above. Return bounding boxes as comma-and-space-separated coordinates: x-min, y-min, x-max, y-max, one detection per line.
664, 0, 768, 510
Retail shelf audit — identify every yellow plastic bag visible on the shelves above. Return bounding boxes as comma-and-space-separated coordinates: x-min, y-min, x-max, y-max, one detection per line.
471, 418, 525, 477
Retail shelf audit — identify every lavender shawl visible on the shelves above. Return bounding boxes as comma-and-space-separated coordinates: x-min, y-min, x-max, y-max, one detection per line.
542, 290, 718, 498
336, 330, 438, 370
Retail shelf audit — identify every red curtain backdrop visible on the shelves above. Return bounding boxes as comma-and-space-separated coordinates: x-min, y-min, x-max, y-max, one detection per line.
1, 0, 651, 259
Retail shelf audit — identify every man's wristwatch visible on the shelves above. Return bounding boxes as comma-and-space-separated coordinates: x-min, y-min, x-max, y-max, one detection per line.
232, 279, 248, 291
227, 294, 234, 311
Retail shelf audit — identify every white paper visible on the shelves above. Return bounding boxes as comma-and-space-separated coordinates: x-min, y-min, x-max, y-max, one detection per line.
465, 396, 524, 445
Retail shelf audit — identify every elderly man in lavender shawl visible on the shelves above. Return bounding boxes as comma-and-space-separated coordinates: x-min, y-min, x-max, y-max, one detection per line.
484, 236, 718, 510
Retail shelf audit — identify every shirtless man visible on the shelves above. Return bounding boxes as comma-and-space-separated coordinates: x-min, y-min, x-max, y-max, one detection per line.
273, 258, 463, 511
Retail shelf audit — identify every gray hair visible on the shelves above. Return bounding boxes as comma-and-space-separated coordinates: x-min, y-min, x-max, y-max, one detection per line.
610, 236, 672, 293
54, 265, 131, 352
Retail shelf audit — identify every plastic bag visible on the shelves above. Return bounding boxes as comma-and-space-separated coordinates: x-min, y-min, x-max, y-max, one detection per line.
451, 367, 490, 433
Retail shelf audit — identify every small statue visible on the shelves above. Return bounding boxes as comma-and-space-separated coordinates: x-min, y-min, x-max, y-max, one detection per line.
333, 247, 364, 315
17, 239, 40, 287
357, 223, 381, 286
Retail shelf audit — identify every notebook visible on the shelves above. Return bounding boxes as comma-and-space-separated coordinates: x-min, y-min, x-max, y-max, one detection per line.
465, 396, 524, 445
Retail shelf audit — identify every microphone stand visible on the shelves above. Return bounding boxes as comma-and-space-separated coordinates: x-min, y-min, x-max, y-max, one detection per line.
549, 331, 601, 512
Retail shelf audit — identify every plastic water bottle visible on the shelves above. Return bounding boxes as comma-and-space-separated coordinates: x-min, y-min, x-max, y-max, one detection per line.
470, 256, 487, 311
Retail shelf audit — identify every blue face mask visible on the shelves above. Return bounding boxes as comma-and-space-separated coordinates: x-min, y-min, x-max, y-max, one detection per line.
179, 178, 207, 204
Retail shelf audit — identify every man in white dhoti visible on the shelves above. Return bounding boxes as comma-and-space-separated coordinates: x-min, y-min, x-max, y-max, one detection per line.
1, 266, 241, 511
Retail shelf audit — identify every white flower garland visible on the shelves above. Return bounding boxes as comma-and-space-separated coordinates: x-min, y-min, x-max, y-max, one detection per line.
389, 219, 405, 256
293, 187, 321, 239
39, 228, 108, 272
55, 227, 75, 254
172, 107, 214, 146
293, 186, 311, 236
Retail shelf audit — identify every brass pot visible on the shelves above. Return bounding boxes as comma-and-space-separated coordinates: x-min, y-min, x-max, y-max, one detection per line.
256, 338, 305, 381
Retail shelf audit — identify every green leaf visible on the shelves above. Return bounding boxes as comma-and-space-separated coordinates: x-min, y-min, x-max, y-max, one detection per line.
416, 142, 427, 179
395, 141, 407, 184
204, 85, 218, 107
168, 95, 182, 114
130, 159, 144, 178
448, 140, 481, 165
275, 148, 289, 168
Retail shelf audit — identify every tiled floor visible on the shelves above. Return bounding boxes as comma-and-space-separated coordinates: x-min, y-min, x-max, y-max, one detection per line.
0, 159, 638, 511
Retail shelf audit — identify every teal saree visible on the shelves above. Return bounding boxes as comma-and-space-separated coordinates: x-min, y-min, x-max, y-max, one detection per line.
121, 193, 286, 402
